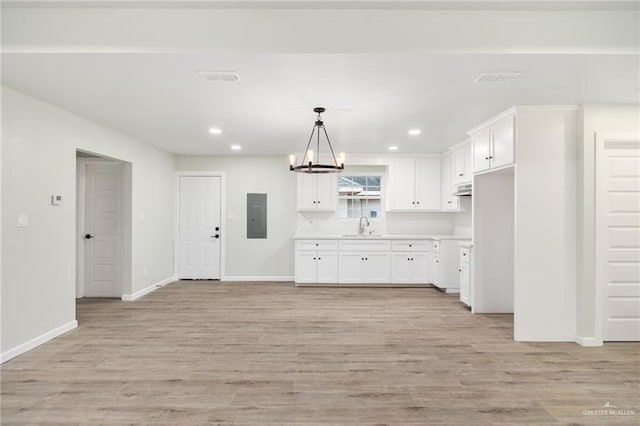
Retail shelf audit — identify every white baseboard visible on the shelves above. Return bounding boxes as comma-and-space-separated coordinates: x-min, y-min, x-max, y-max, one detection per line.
222, 276, 294, 282
121, 275, 176, 301
575, 335, 603, 347
1, 320, 78, 364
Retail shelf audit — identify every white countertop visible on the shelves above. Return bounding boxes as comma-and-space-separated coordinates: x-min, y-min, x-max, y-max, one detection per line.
294, 234, 472, 241
458, 241, 474, 248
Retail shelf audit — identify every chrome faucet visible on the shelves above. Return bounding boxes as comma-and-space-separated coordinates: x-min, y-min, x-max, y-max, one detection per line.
358, 216, 370, 235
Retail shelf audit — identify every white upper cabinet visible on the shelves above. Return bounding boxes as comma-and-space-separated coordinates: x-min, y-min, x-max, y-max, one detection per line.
387, 158, 440, 211
297, 173, 337, 211
470, 112, 515, 174
452, 141, 472, 185
490, 116, 515, 169
472, 128, 492, 173
415, 158, 441, 210
440, 153, 459, 211
386, 159, 416, 210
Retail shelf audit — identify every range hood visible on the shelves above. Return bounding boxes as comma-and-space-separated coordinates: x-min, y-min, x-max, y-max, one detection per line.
452, 183, 472, 196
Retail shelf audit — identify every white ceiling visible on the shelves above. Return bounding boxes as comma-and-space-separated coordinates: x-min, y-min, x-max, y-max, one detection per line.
1, 2, 638, 155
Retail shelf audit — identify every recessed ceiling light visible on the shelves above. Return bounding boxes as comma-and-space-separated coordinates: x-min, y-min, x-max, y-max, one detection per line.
230, 145, 242, 151
388, 146, 399, 151
209, 128, 222, 135
408, 129, 421, 136
474, 72, 521, 83
197, 71, 240, 82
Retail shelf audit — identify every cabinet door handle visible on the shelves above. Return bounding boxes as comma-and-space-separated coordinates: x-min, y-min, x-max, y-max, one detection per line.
317, 200, 320, 203
463, 253, 466, 256
416, 201, 420, 205
409, 244, 412, 247
459, 269, 462, 272
411, 258, 414, 261
313, 201, 316, 204
489, 156, 493, 159
458, 173, 464, 177
485, 157, 489, 160
412, 201, 415, 205
318, 257, 321, 260
407, 258, 411, 261
365, 257, 368, 261
313, 257, 316, 260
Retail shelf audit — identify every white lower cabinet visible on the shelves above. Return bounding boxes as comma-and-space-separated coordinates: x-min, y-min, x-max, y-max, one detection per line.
295, 240, 338, 284
431, 253, 441, 286
295, 250, 338, 284
294, 238, 467, 287
459, 246, 472, 307
392, 253, 430, 284
338, 252, 391, 284
430, 239, 462, 293
459, 262, 470, 306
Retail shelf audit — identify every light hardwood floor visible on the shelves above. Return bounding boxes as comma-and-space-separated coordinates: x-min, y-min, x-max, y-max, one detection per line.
2, 281, 639, 425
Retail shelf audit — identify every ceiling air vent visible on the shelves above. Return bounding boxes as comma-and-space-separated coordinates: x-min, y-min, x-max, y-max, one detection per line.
474, 72, 521, 83
197, 71, 240, 82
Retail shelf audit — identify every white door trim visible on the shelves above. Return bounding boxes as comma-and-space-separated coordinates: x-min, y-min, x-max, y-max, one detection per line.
594, 132, 640, 344
175, 171, 226, 280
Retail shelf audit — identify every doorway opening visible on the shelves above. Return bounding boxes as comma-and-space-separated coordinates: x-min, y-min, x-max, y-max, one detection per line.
76, 150, 132, 299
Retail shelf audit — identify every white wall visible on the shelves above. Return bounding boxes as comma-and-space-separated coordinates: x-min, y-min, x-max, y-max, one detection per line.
577, 104, 640, 343
513, 106, 577, 341
175, 155, 297, 279
1, 87, 176, 359
453, 197, 472, 238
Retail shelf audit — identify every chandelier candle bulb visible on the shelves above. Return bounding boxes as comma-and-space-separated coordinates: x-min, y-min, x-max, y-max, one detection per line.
288, 154, 296, 166
306, 150, 314, 164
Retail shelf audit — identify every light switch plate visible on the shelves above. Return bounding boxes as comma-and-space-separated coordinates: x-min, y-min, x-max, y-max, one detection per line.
17, 214, 29, 227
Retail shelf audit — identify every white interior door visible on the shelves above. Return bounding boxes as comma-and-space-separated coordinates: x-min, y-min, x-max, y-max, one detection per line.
597, 135, 640, 341
84, 162, 123, 297
179, 176, 221, 279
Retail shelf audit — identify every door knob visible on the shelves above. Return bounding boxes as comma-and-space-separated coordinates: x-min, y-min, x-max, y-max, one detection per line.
212, 234, 220, 239
84, 234, 94, 239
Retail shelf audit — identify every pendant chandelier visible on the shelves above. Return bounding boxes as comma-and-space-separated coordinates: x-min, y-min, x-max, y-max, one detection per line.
289, 107, 345, 173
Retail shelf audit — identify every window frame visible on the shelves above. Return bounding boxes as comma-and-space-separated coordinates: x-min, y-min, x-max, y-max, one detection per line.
337, 173, 385, 221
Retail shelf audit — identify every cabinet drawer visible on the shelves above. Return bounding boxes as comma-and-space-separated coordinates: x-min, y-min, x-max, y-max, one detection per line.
432, 240, 440, 252
295, 240, 338, 251
460, 247, 470, 263
391, 240, 430, 252
339, 239, 392, 252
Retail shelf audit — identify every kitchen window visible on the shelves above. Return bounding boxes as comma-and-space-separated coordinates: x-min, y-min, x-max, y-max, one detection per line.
338, 175, 382, 219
